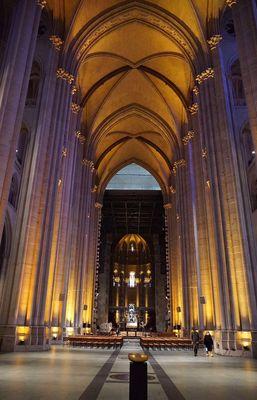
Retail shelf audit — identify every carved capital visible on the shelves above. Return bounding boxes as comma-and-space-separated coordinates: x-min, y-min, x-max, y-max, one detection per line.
202, 148, 208, 159
196, 68, 214, 84
193, 86, 199, 96
71, 102, 81, 114
226, 0, 237, 6
164, 203, 172, 209
95, 202, 103, 209
71, 85, 78, 95
62, 148, 67, 157
188, 103, 199, 115
91, 185, 98, 193
49, 35, 63, 51
56, 68, 74, 84
82, 159, 95, 172
37, 0, 47, 8
172, 159, 186, 174
170, 185, 176, 194
75, 130, 86, 144
182, 130, 195, 145
207, 35, 222, 50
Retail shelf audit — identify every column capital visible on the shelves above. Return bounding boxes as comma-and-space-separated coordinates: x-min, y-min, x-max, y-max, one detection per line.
172, 159, 186, 174
56, 68, 74, 84
49, 35, 63, 51
164, 203, 172, 209
71, 102, 81, 114
75, 130, 86, 144
207, 35, 223, 51
37, 0, 47, 8
71, 85, 78, 95
170, 185, 176, 194
82, 159, 95, 172
226, 0, 237, 7
62, 147, 67, 157
188, 103, 199, 115
91, 185, 98, 193
182, 130, 195, 145
196, 67, 214, 84
193, 86, 199, 96
95, 202, 103, 209
202, 148, 208, 159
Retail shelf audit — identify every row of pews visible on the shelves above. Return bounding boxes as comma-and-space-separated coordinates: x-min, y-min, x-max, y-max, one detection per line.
66, 335, 123, 349
140, 337, 195, 350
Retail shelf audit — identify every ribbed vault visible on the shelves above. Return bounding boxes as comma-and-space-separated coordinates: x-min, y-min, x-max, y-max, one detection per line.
47, 0, 227, 195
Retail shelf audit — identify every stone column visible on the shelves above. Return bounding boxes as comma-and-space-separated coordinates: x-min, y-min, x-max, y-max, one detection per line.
184, 125, 220, 332
153, 234, 166, 332
232, 0, 257, 153
97, 234, 112, 326
63, 147, 86, 333
0, 51, 75, 350
0, 0, 43, 238
177, 158, 199, 333
91, 202, 102, 330
45, 114, 78, 339
195, 46, 257, 355
65, 159, 99, 332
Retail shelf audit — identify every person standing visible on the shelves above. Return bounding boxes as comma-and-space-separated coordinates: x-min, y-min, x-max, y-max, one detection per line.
204, 331, 214, 357
191, 328, 200, 356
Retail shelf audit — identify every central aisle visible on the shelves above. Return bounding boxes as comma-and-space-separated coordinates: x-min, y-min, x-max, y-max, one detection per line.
78, 338, 168, 400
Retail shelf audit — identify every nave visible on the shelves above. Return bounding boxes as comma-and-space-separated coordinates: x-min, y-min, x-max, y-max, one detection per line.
1, 341, 257, 400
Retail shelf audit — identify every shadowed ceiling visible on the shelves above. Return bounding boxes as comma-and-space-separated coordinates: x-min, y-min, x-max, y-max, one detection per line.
47, 0, 227, 196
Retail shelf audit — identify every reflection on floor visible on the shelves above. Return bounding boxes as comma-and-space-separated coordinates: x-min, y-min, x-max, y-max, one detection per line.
0, 340, 257, 400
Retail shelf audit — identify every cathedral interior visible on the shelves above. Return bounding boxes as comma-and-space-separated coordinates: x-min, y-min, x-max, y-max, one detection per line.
1, 0, 257, 399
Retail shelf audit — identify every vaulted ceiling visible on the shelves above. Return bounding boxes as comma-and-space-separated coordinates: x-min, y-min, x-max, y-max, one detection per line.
47, 0, 227, 196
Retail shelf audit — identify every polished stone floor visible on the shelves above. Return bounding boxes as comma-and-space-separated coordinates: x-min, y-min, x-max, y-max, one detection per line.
0, 340, 257, 400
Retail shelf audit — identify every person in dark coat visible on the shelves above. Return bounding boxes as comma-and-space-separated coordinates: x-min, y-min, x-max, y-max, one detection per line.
204, 331, 214, 357
191, 328, 200, 356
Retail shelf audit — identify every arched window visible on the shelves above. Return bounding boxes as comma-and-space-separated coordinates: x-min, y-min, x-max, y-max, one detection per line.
8, 175, 19, 209
230, 60, 246, 106
26, 61, 41, 106
16, 125, 28, 165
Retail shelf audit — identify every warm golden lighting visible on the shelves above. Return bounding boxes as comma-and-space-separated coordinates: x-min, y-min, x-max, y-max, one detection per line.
17, 326, 30, 343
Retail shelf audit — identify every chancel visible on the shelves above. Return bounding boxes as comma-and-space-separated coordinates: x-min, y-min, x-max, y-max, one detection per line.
1, 1, 257, 399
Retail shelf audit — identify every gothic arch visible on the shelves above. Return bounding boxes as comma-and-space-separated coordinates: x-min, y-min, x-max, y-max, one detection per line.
97, 158, 168, 203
